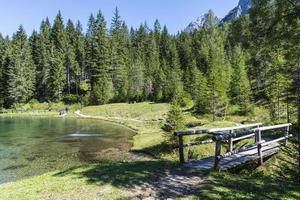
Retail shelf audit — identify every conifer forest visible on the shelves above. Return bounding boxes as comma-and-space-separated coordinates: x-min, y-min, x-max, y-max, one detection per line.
0, 0, 299, 121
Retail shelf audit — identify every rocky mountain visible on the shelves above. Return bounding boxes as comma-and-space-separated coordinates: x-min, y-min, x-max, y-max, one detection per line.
220, 0, 252, 24
185, 10, 220, 32
185, 0, 252, 32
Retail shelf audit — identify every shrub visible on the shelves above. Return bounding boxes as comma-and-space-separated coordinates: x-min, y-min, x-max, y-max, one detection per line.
62, 95, 80, 105
163, 101, 185, 142
28, 99, 49, 110
48, 102, 66, 111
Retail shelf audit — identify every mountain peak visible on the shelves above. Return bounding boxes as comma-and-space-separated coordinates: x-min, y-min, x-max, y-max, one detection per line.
185, 10, 219, 32
238, 0, 252, 15
220, 0, 252, 24
186, 0, 252, 32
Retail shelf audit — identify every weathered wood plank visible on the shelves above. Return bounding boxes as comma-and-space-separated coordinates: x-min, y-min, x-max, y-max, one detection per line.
178, 135, 185, 164
232, 133, 255, 142
261, 134, 292, 147
185, 142, 280, 171
183, 139, 214, 147
174, 123, 262, 136
214, 140, 222, 170
252, 123, 292, 132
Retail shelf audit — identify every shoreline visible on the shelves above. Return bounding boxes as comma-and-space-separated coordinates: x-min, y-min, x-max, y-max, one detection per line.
0, 111, 139, 132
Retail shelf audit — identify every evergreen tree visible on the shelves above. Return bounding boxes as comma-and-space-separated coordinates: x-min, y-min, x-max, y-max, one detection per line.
207, 28, 232, 119
230, 45, 251, 114
85, 14, 97, 82
6, 26, 36, 105
37, 18, 52, 101
49, 12, 67, 101
160, 26, 183, 102
128, 59, 144, 101
110, 7, 129, 101
0, 34, 9, 107
74, 21, 86, 84
194, 70, 210, 114
89, 11, 112, 105
163, 100, 185, 142
144, 32, 160, 101
65, 19, 80, 95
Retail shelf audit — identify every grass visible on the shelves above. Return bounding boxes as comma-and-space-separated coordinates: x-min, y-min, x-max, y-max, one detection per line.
192, 143, 300, 200
0, 160, 172, 200
0, 102, 299, 199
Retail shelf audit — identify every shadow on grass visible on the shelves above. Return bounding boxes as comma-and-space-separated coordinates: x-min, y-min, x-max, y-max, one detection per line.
131, 141, 176, 159
53, 160, 209, 199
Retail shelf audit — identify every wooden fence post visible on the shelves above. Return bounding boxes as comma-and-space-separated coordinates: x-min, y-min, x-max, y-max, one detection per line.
258, 143, 263, 165
228, 130, 233, 153
258, 129, 262, 143
178, 135, 185, 164
214, 140, 222, 171
257, 128, 263, 165
255, 125, 260, 143
285, 126, 289, 146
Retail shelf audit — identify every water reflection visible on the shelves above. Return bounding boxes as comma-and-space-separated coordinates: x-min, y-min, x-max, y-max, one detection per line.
0, 116, 135, 184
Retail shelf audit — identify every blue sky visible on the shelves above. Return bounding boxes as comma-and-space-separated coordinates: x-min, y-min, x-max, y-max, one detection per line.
0, 0, 239, 36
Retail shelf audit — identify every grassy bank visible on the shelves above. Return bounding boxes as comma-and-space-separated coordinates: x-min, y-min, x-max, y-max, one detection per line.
0, 102, 299, 199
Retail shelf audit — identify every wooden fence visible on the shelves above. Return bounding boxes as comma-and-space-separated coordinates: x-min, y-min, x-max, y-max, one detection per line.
174, 123, 292, 170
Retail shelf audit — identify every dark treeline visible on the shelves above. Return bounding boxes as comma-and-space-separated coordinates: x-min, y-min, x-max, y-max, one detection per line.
0, 1, 299, 121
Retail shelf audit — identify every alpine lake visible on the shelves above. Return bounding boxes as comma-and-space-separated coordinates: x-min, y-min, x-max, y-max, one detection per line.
0, 116, 136, 184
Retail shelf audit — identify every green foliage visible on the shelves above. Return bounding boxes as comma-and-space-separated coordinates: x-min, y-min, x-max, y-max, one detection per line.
163, 101, 185, 142
229, 45, 252, 115
0, 4, 298, 124
110, 8, 129, 101
194, 71, 210, 114
128, 59, 144, 101
48, 12, 67, 101
62, 95, 80, 105
89, 11, 113, 105
6, 26, 36, 105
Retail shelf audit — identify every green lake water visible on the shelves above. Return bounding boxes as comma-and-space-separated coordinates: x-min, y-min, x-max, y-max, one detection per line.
0, 116, 135, 184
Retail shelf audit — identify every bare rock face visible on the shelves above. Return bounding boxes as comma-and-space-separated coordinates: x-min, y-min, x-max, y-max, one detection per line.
220, 0, 252, 24
185, 0, 252, 32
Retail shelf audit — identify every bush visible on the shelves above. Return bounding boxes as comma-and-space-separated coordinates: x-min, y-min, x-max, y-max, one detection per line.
12, 103, 31, 111
28, 99, 49, 110
62, 95, 80, 105
163, 101, 185, 142
48, 102, 66, 111
177, 91, 193, 108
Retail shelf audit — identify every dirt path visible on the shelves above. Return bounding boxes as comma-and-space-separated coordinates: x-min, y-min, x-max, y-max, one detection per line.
74, 110, 145, 123
127, 169, 209, 199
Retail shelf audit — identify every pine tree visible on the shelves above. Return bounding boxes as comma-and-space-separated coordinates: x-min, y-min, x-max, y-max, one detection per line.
65, 19, 80, 95
0, 34, 9, 107
6, 26, 36, 105
128, 58, 144, 101
207, 28, 232, 119
37, 18, 52, 101
144, 32, 160, 100
49, 12, 67, 101
194, 71, 210, 114
177, 32, 197, 97
230, 45, 251, 114
110, 8, 129, 101
74, 21, 86, 84
160, 26, 183, 102
163, 100, 185, 142
89, 11, 113, 105
85, 14, 97, 82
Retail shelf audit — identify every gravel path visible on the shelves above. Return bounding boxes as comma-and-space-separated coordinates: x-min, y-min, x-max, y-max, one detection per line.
125, 169, 209, 200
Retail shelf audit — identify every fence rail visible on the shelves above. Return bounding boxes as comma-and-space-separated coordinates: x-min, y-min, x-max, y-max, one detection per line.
174, 123, 292, 170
